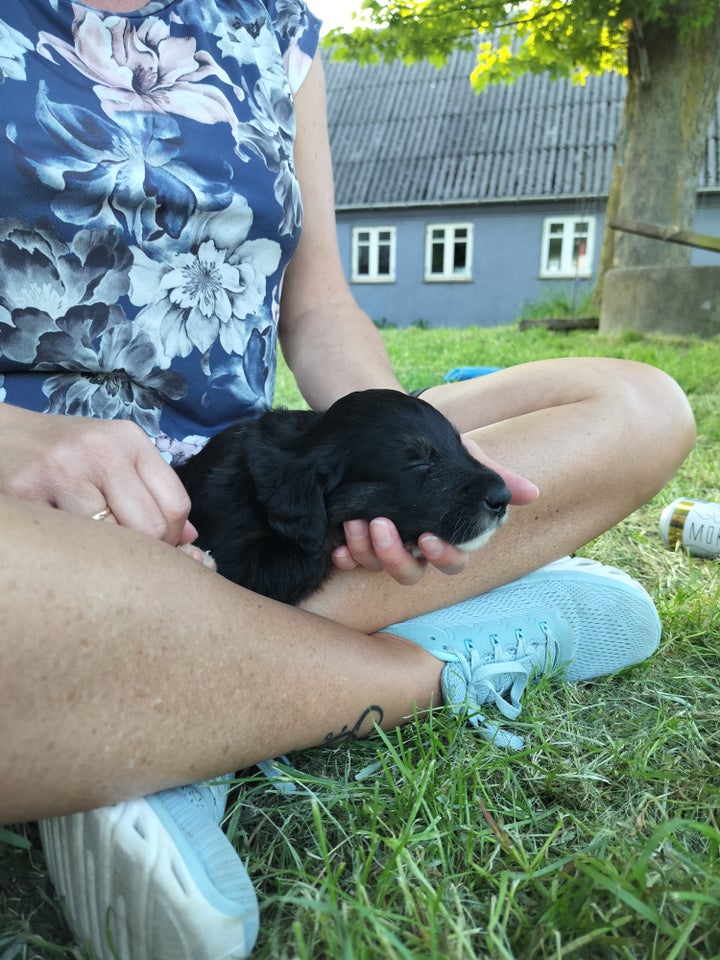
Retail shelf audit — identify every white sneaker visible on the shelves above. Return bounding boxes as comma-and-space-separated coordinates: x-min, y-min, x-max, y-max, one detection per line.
39, 775, 258, 960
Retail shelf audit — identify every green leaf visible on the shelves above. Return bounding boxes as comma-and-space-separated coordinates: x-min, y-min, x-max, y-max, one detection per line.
0, 826, 31, 851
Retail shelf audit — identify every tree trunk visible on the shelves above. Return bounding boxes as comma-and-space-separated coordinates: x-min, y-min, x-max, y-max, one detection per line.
594, 2, 720, 322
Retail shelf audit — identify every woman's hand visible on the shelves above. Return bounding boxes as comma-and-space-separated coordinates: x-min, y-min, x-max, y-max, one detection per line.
0, 405, 196, 546
332, 518, 468, 585
332, 438, 540, 585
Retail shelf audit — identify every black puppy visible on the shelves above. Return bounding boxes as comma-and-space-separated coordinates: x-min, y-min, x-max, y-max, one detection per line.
176, 389, 511, 605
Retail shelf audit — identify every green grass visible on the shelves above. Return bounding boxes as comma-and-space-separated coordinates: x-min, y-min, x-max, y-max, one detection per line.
515, 286, 596, 321
3, 326, 720, 959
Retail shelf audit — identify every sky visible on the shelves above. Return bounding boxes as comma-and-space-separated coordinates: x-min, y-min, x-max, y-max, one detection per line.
308, 0, 366, 33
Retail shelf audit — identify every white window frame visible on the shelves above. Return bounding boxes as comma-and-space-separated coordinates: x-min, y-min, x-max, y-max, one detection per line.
351, 226, 396, 283
424, 222, 473, 282
540, 216, 595, 279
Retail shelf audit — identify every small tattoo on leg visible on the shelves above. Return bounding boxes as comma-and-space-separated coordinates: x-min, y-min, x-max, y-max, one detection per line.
324, 705, 384, 745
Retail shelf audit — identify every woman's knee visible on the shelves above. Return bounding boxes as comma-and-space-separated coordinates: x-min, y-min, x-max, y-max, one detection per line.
596, 361, 696, 508
611, 359, 696, 451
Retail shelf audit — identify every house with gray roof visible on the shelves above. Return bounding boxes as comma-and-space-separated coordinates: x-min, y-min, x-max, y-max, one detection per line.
323, 49, 720, 327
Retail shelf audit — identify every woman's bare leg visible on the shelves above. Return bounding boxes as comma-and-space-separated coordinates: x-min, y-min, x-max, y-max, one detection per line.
1, 497, 441, 824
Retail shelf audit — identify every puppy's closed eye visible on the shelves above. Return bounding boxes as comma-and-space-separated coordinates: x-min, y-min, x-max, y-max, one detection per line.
406, 440, 435, 470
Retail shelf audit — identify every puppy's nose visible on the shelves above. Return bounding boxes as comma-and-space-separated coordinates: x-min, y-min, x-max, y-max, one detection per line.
485, 485, 512, 515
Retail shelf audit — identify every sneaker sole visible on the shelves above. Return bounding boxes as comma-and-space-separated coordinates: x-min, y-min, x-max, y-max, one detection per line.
39, 797, 257, 960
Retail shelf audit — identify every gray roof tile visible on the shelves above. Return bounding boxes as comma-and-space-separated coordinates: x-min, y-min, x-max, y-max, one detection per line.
324, 49, 720, 208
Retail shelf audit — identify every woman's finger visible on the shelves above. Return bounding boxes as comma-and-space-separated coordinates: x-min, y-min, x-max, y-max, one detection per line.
132, 447, 194, 545
336, 519, 384, 571
462, 437, 540, 505
366, 518, 428, 586
416, 534, 470, 575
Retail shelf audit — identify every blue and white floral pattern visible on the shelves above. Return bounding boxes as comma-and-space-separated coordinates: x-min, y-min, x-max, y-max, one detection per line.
0, 17, 34, 81
0, 0, 320, 458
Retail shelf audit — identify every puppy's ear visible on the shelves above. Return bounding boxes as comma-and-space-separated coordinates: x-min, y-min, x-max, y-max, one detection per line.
264, 464, 328, 551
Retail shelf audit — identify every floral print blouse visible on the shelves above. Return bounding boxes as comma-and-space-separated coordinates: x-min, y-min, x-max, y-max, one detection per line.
0, 0, 320, 463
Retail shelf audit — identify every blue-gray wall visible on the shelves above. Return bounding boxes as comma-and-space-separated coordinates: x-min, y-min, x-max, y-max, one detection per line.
335, 195, 720, 328
691, 201, 720, 265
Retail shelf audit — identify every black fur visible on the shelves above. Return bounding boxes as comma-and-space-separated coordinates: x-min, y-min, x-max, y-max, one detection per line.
175, 389, 511, 605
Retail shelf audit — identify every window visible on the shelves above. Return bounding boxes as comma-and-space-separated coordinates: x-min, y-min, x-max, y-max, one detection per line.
424, 223, 473, 281
351, 226, 396, 282
540, 217, 595, 278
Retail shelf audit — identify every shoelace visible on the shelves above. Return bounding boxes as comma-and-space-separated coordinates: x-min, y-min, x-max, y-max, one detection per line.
441, 623, 561, 750
257, 756, 297, 794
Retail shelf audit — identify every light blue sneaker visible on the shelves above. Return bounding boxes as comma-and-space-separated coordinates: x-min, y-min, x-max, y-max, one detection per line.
381, 557, 662, 749
39, 774, 258, 960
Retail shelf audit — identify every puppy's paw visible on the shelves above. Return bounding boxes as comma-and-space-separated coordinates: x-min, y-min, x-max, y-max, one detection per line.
177, 542, 217, 570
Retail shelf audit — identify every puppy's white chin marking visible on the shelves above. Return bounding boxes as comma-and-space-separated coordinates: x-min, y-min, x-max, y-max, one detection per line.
410, 510, 507, 557
457, 511, 508, 553
456, 528, 497, 553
